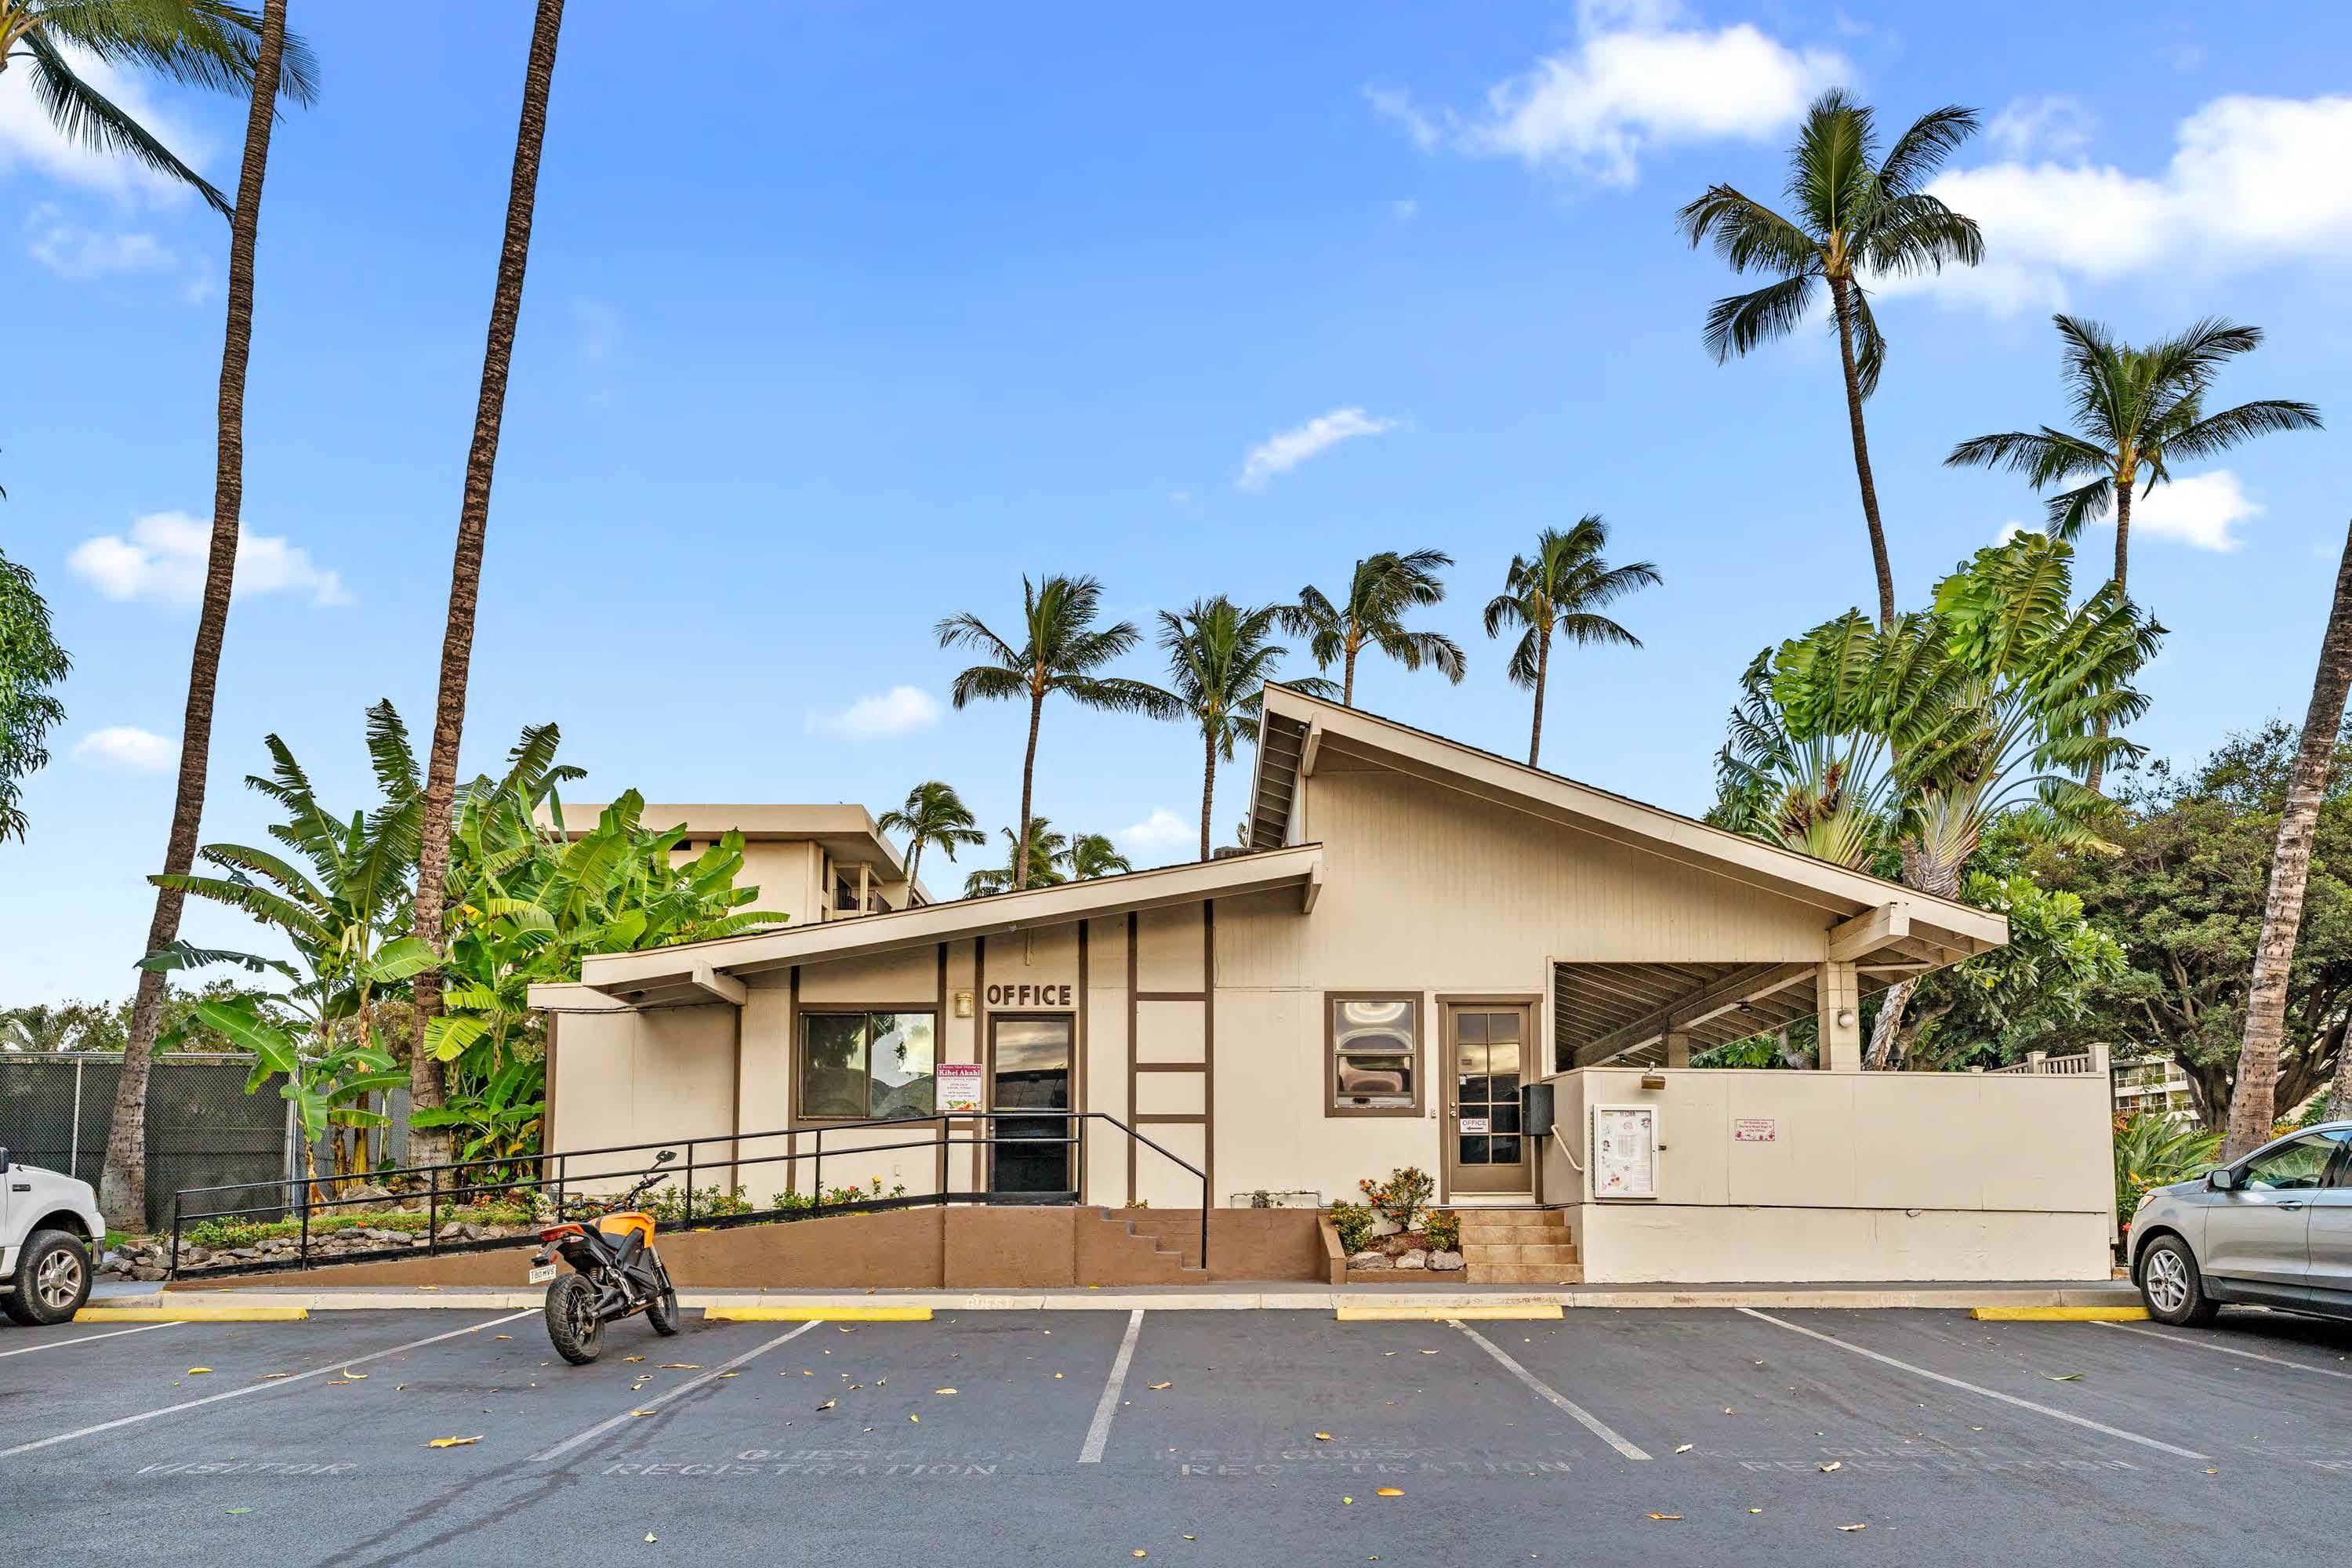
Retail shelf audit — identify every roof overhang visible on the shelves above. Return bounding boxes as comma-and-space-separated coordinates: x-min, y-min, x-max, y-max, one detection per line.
571, 843, 1325, 1005
1250, 684, 2006, 959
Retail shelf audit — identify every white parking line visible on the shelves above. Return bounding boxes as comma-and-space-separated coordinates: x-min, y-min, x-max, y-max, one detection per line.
1738, 1308, 2209, 1461
530, 1320, 821, 1464
0, 1323, 179, 1359
1078, 1308, 1145, 1464
0, 1310, 535, 1457
2095, 1319, 2352, 1381
1450, 1320, 1650, 1461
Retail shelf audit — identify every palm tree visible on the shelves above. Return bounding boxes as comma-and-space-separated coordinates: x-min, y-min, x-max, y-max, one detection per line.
963, 818, 1070, 898
1947, 317, 2320, 597
1067, 832, 1131, 880
1482, 517, 1661, 768
938, 575, 1178, 890
1280, 550, 1465, 707
1678, 90, 1984, 626
0, 0, 318, 215
2226, 522, 2352, 1158
407, 0, 566, 1167
100, 0, 305, 1230
1158, 597, 1335, 860
877, 780, 984, 898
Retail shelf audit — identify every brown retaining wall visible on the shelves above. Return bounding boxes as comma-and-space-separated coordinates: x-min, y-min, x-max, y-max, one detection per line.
174, 1207, 1325, 1291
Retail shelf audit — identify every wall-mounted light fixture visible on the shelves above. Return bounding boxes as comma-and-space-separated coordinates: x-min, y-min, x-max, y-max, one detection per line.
953, 989, 975, 1018
1640, 1073, 1668, 1091
1836, 1008, 1857, 1029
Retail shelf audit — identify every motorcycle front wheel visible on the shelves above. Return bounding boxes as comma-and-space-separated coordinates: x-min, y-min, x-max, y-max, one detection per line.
646, 1255, 681, 1337
545, 1272, 604, 1364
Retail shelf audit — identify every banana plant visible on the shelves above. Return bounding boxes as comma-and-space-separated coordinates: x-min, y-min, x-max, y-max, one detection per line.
409, 1054, 544, 1187
188, 992, 410, 1192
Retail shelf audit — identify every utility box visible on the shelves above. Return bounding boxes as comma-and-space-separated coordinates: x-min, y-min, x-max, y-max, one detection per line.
1522, 1081, 1555, 1138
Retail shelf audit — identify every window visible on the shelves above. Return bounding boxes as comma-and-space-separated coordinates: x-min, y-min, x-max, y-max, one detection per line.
1328, 995, 1418, 1116
797, 1011, 936, 1121
2239, 1131, 2335, 1191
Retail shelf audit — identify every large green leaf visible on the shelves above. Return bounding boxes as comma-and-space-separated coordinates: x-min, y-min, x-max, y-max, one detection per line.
194, 999, 299, 1073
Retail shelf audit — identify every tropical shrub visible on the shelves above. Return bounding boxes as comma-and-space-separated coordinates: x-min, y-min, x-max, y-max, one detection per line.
2113, 1111, 2221, 1228
1358, 1167, 1434, 1233
1421, 1209, 1460, 1253
1327, 1200, 1377, 1254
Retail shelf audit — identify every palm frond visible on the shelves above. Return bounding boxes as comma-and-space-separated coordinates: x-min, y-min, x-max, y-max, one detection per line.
1700, 274, 1816, 362
20, 29, 229, 214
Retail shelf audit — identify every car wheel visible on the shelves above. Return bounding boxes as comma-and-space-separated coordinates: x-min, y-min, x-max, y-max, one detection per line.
3, 1229, 93, 1327
2137, 1235, 2216, 1327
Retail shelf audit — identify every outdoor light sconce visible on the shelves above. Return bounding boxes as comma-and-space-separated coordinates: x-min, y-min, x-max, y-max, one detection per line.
1837, 1008, 1857, 1029
1640, 1073, 1668, 1091
953, 989, 975, 1018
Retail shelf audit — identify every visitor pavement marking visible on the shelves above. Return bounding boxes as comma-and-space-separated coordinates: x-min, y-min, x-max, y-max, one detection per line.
1448, 1319, 1650, 1461
2094, 1319, 2352, 1382
0, 1322, 179, 1359
530, 1320, 822, 1464
1737, 1308, 2210, 1461
0, 1310, 536, 1457
1078, 1308, 1144, 1465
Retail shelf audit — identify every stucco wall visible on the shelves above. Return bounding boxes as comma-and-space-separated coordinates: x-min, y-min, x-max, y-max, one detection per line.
1536, 1066, 2113, 1282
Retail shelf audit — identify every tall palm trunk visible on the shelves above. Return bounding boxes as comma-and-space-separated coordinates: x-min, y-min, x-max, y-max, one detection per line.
1014, 687, 1043, 890
1199, 728, 1218, 862
1341, 643, 1359, 707
1864, 848, 1962, 1069
98, 0, 289, 1229
904, 839, 924, 896
2085, 476, 2134, 797
2224, 520, 2352, 1158
1527, 627, 1551, 768
409, 0, 566, 1163
1828, 274, 1896, 629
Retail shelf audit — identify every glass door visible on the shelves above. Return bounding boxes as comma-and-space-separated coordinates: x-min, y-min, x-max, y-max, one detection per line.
1445, 1005, 1530, 1195
989, 1015, 1073, 1200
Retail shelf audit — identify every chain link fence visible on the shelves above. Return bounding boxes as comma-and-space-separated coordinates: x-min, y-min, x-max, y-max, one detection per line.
0, 1054, 410, 1231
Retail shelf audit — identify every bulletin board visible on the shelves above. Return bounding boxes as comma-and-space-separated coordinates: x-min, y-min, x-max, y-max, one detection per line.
1591, 1104, 1659, 1200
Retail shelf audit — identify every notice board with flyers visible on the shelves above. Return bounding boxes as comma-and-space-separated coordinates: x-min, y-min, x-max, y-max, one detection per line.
1590, 1104, 1659, 1200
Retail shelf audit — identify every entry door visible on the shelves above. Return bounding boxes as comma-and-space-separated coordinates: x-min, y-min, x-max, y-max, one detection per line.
989, 1015, 1073, 1200
1445, 1005, 1530, 1195
2205, 1131, 2332, 1285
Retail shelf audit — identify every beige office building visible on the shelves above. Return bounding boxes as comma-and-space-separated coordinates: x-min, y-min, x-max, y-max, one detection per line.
532, 685, 2113, 1287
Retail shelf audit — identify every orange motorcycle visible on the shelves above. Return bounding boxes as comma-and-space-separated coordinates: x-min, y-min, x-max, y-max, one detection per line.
530, 1150, 682, 1364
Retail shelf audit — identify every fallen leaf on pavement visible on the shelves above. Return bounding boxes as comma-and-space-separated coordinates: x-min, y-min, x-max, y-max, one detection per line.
226, 1507, 252, 1515
1148, 1381, 1172, 1390
1314, 1432, 1334, 1441
644, 1534, 657, 1544
1376, 1488, 1404, 1497
494, 1335, 511, 1340
818, 1399, 837, 1410
1674, 1444, 1693, 1455
425, 1436, 481, 1448
1819, 1461, 1842, 1473
909, 1414, 919, 1423
624, 1356, 645, 1363
188, 1367, 212, 1375
1341, 1497, 1354, 1505
1132, 1552, 1148, 1559
1748, 1508, 1762, 1515
2044, 1372, 2083, 1382
659, 1363, 700, 1370
630, 1410, 656, 1417
935, 1388, 958, 1396
1646, 1513, 1682, 1522
1837, 1524, 1867, 1532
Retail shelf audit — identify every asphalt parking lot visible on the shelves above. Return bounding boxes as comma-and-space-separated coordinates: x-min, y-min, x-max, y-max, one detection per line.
3, 1303, 2347, 1566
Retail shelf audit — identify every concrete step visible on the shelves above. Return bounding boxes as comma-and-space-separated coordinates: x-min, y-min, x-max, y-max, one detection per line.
1466, 1261, 1585, 1284
1465, 1242, 1580, 1265
1456, 1223, 1571, 1244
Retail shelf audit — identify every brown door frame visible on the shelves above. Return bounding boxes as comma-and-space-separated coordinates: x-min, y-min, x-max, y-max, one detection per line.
985, 1011, 1077, 1196
1438, 996, 1537, 1199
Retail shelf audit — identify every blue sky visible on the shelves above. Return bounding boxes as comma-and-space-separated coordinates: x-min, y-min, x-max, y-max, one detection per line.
5, 0, 2350, 1004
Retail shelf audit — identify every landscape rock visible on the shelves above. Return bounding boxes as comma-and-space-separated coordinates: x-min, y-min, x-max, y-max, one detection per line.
1347, 1250, 1392, 1270
1394, 1248, 1428, 1270
1427, 1250, 1465, 1271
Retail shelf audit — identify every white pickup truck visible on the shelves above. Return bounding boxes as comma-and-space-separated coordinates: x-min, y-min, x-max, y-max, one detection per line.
1, 1146, 105, 1326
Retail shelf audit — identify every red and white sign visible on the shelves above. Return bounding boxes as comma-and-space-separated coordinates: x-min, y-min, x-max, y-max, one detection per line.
1733, 1117, 1777, 1143
937, 1062, 985, 1114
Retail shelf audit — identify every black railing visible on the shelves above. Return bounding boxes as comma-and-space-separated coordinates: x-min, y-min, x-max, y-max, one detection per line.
167, 1110, 1208, 1282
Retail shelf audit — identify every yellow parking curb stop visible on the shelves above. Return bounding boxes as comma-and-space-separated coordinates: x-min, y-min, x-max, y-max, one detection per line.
702, 1305, 933, 1322
1969, 1305, 2148, 1322
1336, 1305, 1564, 1322
74, 1306, 310, 1323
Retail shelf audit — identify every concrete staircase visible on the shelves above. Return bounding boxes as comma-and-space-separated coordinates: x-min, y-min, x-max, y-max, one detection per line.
1093, 1208, 1207, 1279
1457, 1207, 1582, 1284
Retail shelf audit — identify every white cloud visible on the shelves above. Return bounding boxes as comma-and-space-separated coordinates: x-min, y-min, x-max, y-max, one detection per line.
1238, 408, 1399, 492
0, 45, 211, 207
67, 511, 352, 608
1987, 96, 2095, 160
72, 726, 178, 774
805, 684, 942, 739
2132, 470, 2259, 553
1374, 0, 1845, 185
1886, 95, 2352, 312
1117, 808, 1192, 854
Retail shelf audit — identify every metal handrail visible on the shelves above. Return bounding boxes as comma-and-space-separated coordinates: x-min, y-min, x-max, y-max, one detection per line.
168, 1109, 1210, 1281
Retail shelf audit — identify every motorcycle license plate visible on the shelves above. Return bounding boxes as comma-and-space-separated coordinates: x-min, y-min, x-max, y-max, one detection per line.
528, 1264, 557, 1285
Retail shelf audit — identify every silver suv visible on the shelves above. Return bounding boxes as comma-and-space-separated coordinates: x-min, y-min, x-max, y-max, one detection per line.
2131, 1121, 2352, 1326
